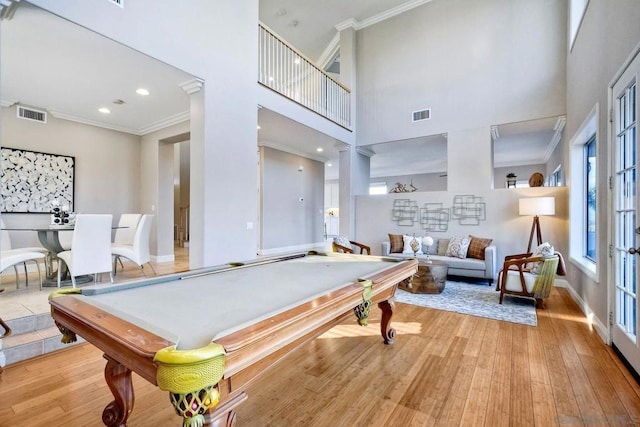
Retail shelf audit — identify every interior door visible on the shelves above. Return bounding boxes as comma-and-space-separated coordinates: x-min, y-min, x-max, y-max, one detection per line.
612, 52, 640, 375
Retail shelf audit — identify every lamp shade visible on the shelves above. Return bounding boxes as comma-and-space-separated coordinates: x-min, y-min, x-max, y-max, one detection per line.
519, 197, 555, 216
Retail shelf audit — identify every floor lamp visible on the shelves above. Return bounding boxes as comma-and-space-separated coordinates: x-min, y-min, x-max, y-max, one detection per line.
519, 197, 555, 253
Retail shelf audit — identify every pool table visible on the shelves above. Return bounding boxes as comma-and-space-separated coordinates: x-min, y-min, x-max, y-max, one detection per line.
49, 251, 417, 426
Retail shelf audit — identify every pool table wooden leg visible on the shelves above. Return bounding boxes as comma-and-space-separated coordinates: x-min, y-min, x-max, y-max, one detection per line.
378, 298, 396, 345
102, 356, 134, 427
204, 391, 248, 426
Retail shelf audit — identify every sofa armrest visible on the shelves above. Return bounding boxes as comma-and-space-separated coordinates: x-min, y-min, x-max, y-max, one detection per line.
484, 245, 497, 280
381, 242, 391, 256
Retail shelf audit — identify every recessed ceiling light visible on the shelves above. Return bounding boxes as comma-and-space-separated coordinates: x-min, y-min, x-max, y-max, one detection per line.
98, 107, 111, 114
136, 88, 150, 96
327, 163, 332, 167
316, 148, 323, 152
257, 125, 261, 130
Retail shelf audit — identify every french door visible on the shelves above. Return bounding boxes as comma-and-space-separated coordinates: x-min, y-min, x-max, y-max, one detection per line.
613, 52, 640, 375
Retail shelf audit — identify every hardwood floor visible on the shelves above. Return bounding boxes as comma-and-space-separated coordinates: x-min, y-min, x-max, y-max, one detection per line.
1, 270, 639, 425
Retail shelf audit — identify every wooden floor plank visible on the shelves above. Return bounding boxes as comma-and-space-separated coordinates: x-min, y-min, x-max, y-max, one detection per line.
1, 267, 639, 427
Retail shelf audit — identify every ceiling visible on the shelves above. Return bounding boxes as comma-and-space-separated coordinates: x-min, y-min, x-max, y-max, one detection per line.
2, 2, 564, 182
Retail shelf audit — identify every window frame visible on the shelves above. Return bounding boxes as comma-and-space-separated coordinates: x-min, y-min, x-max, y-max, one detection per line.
585, 135, 597, 261
569, 103, 599, 281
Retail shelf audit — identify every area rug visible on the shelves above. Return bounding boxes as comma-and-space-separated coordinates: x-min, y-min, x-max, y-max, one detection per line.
395, 280, 537, 326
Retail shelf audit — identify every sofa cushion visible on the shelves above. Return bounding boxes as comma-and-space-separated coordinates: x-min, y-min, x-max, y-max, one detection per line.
388, 234, 404, 253
467, 235, 493, 260
437, 238, 449, 256
402, 234, 423, 255
446, 236, 471, 259
440, 255, 486, 271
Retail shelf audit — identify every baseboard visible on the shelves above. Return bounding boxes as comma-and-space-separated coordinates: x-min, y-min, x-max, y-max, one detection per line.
152, 254, 175, 263
554, 279, 609, 343
259, 242, 326, 257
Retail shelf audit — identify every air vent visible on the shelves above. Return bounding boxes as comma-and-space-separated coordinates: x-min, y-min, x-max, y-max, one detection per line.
108, 0, 124, 7
412, 108, 431, 122
17, 106, 47, 124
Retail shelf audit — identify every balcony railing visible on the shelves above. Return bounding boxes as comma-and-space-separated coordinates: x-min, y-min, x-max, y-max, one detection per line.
258, 24, 351, 129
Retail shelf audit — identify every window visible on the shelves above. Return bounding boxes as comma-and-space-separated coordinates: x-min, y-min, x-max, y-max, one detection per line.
569, 0, 590, 51
369, 182, 387, 195
569, 104, 598, 280
585, 136, 596, 260
549, 165, 563, 186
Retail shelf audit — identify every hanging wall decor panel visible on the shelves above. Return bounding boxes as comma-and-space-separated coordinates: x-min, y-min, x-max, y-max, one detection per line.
1, 147, 75, 213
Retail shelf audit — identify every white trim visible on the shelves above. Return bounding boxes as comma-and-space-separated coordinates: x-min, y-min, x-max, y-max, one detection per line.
138, 111, 190, 135
542, 116, 567, 162
568, 103, 599, 283
0, 98, 18, 108
152, 254, 175, 263
608, 39, 640, 88
357, 0, 434, 30
49, 110, 140, 134
178, 78, 203, 95
317, 33, 340, 70
555, 279, 609, 343
569, 0, 590, 52
258, 242, 325, 257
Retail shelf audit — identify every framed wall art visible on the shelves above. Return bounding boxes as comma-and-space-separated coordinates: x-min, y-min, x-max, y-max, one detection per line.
1, 147, 75, 213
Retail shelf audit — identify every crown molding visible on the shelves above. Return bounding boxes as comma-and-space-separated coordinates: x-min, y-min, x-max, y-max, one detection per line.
179, 78, 203, 95
358, 0, 433, 30
0, 98, 18, 108
543, 115, 567, 162
49, 110, 140, 134
356, 146, 375, 158
490, 125, 499, 141
49, 109, 190, 136
138, 111, 190, 135
317, 33, 340, 70
0, 0, 21, 20
335, 18, 358, 32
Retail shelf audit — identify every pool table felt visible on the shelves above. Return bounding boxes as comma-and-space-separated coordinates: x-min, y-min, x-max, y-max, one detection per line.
71, 255, 401, 350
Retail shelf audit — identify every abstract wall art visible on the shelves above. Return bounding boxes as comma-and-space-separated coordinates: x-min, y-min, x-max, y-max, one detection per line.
1, 147, 75, 213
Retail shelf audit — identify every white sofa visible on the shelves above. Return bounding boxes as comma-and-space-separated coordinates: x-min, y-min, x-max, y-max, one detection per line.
381, 240, 497, 285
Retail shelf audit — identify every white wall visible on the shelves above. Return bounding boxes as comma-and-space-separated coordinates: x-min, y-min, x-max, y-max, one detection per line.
1, 106, 140, 248
565, 0, 640, 330
355, 186, 569, 274
260, 147, 324, 252
29, 0, 261, 267
355, 0, 567, 146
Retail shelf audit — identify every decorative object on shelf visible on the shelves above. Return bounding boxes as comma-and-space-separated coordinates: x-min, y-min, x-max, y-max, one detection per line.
422, 235, 434, 263
506, 173, 517, 188
392, 199, 419, 226
1, 147, 75, 213
452, 195, 486, 225
519, 196, 555, 252
410, 234, 420, 255
327, 208, 339, 217
528, 172, 544, 187
389, 181, 417, 193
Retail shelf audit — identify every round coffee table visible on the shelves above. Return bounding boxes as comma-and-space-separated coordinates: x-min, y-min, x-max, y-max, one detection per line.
400, 259, 448, 294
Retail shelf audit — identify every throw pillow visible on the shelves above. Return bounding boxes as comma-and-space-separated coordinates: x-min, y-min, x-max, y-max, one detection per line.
388, 234, 404, 253
333, 236, 352, 252
530, 242, 555, 274
445, 236, 471, 259
402, 234, 423, 255
437, 238, 450, 256
467, 235, 493, 260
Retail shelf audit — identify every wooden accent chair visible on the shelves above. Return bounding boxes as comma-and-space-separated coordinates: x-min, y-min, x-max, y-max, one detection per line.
332, 236, 371, 255
497, 252, 566, 308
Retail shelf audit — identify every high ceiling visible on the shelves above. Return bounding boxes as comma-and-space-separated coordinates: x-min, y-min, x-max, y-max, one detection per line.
2, 2, 563, 182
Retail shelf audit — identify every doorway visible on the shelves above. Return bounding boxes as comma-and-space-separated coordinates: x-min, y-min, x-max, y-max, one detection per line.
611, 50, 640, 376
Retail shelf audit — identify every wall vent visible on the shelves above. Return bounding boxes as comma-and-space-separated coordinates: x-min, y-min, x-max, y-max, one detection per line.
108, 0, 124, 7
412, 108, 431, 122
17, 106, 47, 124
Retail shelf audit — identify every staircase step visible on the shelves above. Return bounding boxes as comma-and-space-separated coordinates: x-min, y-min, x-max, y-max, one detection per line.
1, 315, 85, 366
